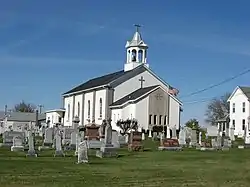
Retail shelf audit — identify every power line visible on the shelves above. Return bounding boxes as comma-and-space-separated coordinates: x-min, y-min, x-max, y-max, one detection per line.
180, 68, 250, 99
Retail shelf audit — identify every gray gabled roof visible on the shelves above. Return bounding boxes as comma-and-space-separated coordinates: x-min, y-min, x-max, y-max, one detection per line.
110, 85, 159, 107
6, 112, 46, 122
239, 86, 250, 99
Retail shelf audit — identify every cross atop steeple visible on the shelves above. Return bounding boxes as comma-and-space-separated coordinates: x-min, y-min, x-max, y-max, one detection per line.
134, 24, 141, 32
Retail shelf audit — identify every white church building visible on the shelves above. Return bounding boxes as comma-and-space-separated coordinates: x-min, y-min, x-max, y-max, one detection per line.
61, 26, 182, 132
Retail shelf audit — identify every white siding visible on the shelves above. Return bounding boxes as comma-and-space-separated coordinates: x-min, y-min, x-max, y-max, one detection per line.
229, 88, 250, 136
64, 96, 74, 126
122, 104, 136, 120
111, 109, 122, 131
45, 111, 64, 127
169, 96, 180, 130
84, 92, 94, 125
135, 97, 149, 130
114, 71, 168, 102
95, 89, 107, 125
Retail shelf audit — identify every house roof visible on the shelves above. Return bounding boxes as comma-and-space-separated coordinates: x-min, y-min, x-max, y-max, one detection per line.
228, 86, 250, 102
63, 70, 129, 95
6, 112, 46, 122
110, 85, 159, 107
0, 111, 6, 120
239, 86, 250, 99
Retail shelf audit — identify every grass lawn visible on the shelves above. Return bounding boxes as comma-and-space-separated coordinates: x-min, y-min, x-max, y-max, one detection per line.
1, 140, 250, 187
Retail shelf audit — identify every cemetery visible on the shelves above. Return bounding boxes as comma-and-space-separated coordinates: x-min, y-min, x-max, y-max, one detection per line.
1, 117, 250, 186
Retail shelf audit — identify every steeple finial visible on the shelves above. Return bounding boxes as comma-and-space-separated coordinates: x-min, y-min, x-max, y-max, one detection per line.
134, 24, 141, 32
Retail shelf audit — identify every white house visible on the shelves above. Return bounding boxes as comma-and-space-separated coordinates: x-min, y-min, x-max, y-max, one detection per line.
45, 108, 65, 128
61, 26, 183, 134
227, 86, 250, 137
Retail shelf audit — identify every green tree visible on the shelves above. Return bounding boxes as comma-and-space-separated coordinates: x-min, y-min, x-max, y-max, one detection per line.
185, 118, 200, 130
205, 92, 230, 126
13, 100, 36, 113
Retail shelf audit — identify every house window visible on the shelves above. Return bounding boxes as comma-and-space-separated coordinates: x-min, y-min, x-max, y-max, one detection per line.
154, 115, 157, 125
164, 116, 167, 125
232, 120, 235, 129
77, 102, 80, 117
242, 119, 245, 130
87, 100, 90, 119
67, 104, 70, 120
99, 98, 103, 118
243, 102, 246, 113
149, 115, 152, 124
58, 117, 62, 123
232, 103, 235, 113
159, 115, 162, 125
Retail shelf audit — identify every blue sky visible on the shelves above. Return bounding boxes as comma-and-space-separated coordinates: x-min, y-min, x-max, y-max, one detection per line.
1, 0, 250, 125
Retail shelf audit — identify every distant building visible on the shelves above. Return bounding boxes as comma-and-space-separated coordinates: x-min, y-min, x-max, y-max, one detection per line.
45, 108, 65, 128
227, 86, 250, 137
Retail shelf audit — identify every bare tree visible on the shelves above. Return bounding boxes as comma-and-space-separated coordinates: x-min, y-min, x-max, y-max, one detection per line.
116, 119, 138, 135
205, 92, 230, 126
13, 100, 36, 113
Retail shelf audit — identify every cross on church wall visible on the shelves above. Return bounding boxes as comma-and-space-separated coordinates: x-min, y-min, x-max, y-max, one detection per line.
139, 76, 145, 89
155, 93, 163, 100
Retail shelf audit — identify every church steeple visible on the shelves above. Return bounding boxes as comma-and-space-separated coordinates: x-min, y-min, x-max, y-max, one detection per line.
124, 24, 149, 72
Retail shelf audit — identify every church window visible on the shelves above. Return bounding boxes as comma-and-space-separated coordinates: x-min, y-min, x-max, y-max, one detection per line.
243, 102, 246, 113
77, 102, 80, 117
131, 114, 132, 119
58, 117, 62, 123
87, 100, 90, 119
132, 49, 137, 62
232, 103, 235, 113
159, 115, 162, 125
242, 119, 245, 130
149, 115, 152, 124
164, 116, 167, 125
67, 104, 70, 120
232, 120, 235, 129
154, 115, 157, 125
138, 50, 143, 62
99, 98, 102, 118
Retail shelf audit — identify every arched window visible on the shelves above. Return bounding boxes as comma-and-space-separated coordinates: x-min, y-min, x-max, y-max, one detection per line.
132, 49, 137, 62
67, 104, 70, 120
138, 50, 143, 62
87, 100, 90, 119
77, 102, 80, 117
99, 98, 102, 118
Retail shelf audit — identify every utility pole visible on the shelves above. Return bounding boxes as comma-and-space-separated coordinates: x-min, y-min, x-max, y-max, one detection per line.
38, 105, 44, 114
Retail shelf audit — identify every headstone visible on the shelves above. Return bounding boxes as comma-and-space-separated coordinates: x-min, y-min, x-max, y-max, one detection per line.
125, 134, 129, 143
70, 131, 76, 146
158, 138, 182, 151
142, 132, 145, 140
222, 138, 230, 151
200, 139, 215, 151
190, 130, 197, 146
128, 132, 143, 151
178, 129, 186, 146
112, 131, 120, 148
171, 126, 177, 139
77, 141, 88, 164
96, 123, 117, 158
26, 130, 37, 157
198, 131, 202, 145
148, 130, 152, 138
11, 136, 24, 151
85, 124, 102, 149
3, 131, 25, 146
118, 135, 126, 146
44, 128, 53, 146
54, 130, 65, 157
62, 128, 75, 145
230, 127, 235, 141
166, 126, 171, 138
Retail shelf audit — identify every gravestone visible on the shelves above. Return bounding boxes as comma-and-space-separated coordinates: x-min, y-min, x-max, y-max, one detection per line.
178, 129, 186, 146
44, 128, 53, 146
171, 126, 177, 139
198, 132, 202, 145
77, 140, 89, 164
70, 131, 77, 147
85, 124, 102, 149
142, 132, 145, 140
222, 138, 230, 151
11, 136, 24, 151
26, 130, 37, 157
62, 128, 75, 145
96, 123, 117, 158
190, 130, 197, 146
118, 135, 126, 146
200, 139, 215, 151
3, 131, 25, 146
112, 130, 120, 148
230, 127, 235, 141
128, 132, 143, 151
75, 127, 85, 156
54, 131, 65, 157
158, 138, 182, 151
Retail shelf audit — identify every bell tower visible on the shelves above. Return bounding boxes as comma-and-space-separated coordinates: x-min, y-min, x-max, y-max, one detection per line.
124, 24, 149, 72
